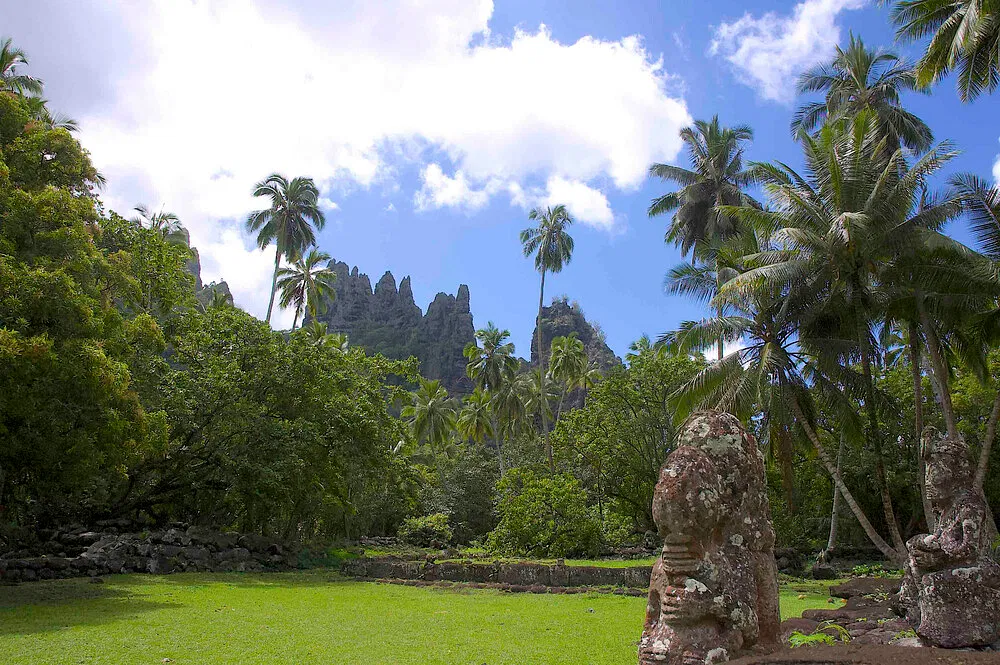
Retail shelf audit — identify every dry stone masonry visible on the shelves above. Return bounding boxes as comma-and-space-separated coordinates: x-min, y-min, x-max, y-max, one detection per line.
639, 411, 780, 665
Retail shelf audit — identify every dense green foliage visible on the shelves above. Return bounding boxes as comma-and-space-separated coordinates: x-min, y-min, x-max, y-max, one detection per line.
0, 90, 415, 546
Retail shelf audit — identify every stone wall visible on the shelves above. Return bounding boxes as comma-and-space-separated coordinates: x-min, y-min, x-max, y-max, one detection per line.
341, 557, 652, 590
1, 526, 295, 583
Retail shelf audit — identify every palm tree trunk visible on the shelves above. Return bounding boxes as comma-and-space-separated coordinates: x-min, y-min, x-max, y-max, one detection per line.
977, 390, 1000, 489
265, 245, 281, 324
790, 397, 902, 563
776, 424, 797, 513
909, 321, 934, 531
291, 303, 301, 332
536, 269, 553, 473
491, 415, 505, 477
860, 343, 907, 555
716, 258, 724, 362
916, 298, 960, 440
827, 434, 844, 551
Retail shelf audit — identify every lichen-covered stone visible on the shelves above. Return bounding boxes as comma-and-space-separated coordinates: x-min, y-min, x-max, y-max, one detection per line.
639, 411, 779, 665
899, 428, 1000, 648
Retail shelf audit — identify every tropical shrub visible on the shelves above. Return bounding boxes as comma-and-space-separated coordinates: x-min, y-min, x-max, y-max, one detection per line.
398, 513, 453, 548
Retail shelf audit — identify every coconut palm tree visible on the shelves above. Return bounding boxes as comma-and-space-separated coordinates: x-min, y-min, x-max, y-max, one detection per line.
276, 249, 336, 331
649, 117, 758, 360
666, 247, 899, 559
245, 174, 326, 324
300, 320, 347, 351
464, 322, 519, 393
648, 116, 757, 258
458, 388, 495, 447
520, 205, 575, 470
549, 333, 588, 422
22, 96, 78, 132
402, 379, 458, 485
132, 205, 184, 238
885, 0, 1000, 101
0, 38, 43, 96
718, 112, 965, 559
792, 34, 933, 154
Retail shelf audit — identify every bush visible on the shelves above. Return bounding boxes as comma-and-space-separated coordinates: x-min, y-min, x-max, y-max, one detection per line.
398, 513, 453, 548
486, 469, 602, 558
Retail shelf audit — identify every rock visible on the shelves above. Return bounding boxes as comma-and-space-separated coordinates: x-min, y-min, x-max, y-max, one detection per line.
88, 576, 104, 584
309, 261, 474, 395
779, 618, 819, 642
830, 577, 901, 599
899, 428, 1000, 648
810, 563, 838, 580
529, 297, 621, 375
639, 411, 780, 665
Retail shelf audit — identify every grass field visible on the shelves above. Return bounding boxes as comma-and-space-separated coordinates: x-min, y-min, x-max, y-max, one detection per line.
0, 572, 843, 665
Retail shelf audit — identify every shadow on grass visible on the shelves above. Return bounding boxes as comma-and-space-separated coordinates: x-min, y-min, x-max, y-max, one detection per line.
105, 569, 350, 590
0, 578, 179, 637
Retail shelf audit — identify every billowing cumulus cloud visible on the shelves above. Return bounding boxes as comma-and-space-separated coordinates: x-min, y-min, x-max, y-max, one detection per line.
5, 0, 691, 322
994, 140, 1000, 184
710, 0, 866, 103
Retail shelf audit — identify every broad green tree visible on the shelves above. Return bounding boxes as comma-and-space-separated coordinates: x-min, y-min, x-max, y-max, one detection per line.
886, 0, 1000, 101
520, 205, 575, 471
793, 34, 933, 154
245, 174, 326, 324
276, 248, 337, 331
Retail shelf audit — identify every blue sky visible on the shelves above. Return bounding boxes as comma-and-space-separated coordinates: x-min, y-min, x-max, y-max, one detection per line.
7, 0, 999, 360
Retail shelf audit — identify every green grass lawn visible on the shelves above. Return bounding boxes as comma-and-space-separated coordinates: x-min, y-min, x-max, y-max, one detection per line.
0, 572, 843, 665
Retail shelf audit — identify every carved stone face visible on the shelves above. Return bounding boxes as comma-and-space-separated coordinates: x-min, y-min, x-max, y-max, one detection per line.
925, 454, 958, 509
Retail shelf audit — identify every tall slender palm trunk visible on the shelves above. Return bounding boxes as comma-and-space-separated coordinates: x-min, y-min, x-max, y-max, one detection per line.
916, 298, 960, 440
827, 434, 845, 551
265, 245, 281, 324
859, 342, 907, 555
536, 269, 554, 473
909, 321, 934, 530
790, 398, 902, 563
978, 391, 1000, 489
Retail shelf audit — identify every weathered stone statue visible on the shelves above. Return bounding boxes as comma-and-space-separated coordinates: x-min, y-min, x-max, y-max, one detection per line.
899, 427, 1000, 648
639, 411, 780, 665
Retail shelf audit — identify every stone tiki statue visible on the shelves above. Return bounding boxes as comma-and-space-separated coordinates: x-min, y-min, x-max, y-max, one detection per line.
899, 427, 1000, 648
639, 411, 780, 665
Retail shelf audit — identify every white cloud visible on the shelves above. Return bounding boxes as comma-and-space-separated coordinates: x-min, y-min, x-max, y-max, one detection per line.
414, 164, 501, 212
384, 203, 396, 213
543, 177, 615, 229
7, 0, 691, 321
710, 0, 866, 103
318, 197, 340, 211
993, 139, 1000, 184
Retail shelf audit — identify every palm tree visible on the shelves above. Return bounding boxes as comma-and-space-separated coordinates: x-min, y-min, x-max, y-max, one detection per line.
648, 116, 757, 258
719, 113, 965, 560
464, 322, 519, 392
792, 34, 933, 154
549, 333, 588, 422
276, 249, 336, 331
951, 173, 1000, 488
245, 174, 326, 324
132, 205, 184, 238
402, 379, 458, 485
299, 320, 348, 351
520, 205, 575, 471
666, 246, 898, 559
458, 388, 495, 447
885, 0, 1000, 101
0, 38, 43, 96
23, 96, 78, 132
648, 116, 758, 360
